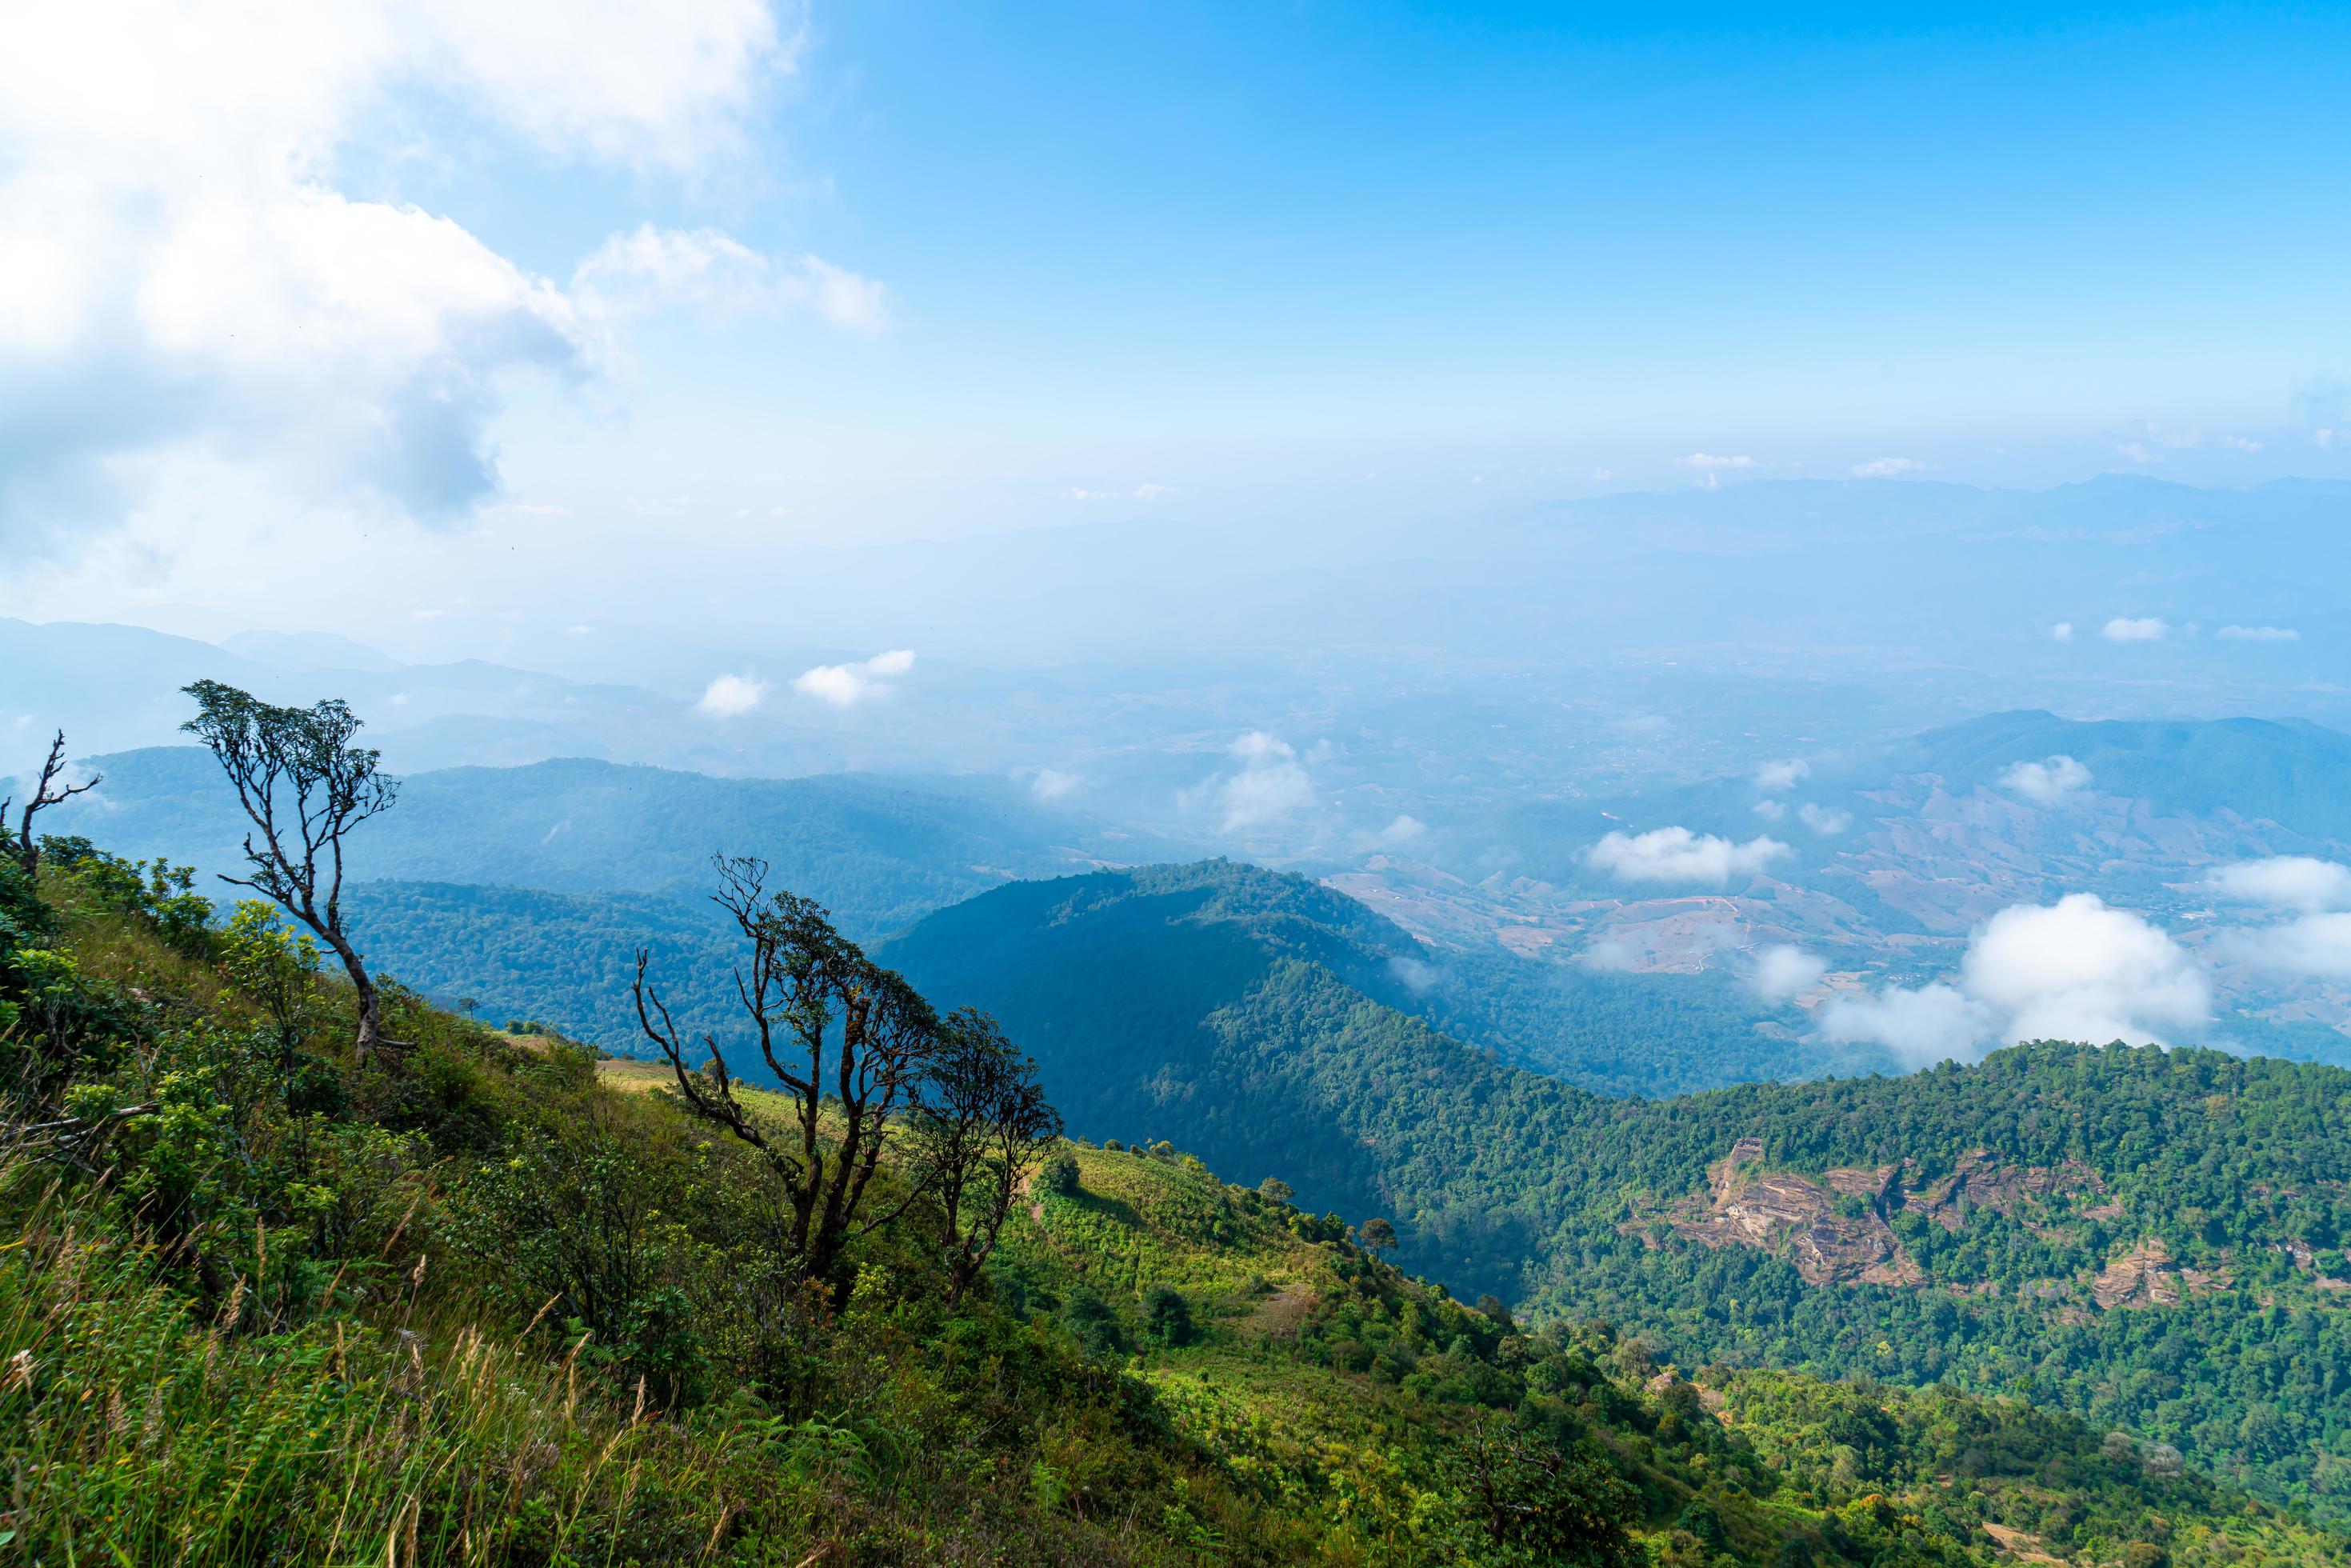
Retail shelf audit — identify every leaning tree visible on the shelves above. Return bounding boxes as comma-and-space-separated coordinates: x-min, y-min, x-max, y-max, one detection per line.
906, 1007, 1062, 1302
634, 854, 947, 1289
181, 681, 400, 1060
6, 730, 102, 874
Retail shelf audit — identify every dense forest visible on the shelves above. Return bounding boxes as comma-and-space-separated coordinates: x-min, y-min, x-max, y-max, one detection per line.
882, 861, 2351, 1523
10, 819, 2349, 1562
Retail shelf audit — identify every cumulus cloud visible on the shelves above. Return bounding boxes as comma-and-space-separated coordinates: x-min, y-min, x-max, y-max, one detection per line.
2101, 617, 2169, 642
1752, 799, 1787, 822
1852, 457, 1927, 477
2051, 622, 2074, 642
1674, 453, 1755, 470
1751, 945, 1828, 1003
0, 0, 878, 550
1375, 814, 1428, 846
1998, 754, 2092, 806
793, 648, 916, 708
1819, 983, 1989, 1067
1754, 758, 1809, 792
2226, 914, 2351, 979
1822, 894, 2207, 1065
1798, 802, 1851, 835
1208, 731, 1316, 833
1586, 827, 1790, 886
2204, 857, 2351, 914
695, 671, 767, 718
2217, 625, 2299, 642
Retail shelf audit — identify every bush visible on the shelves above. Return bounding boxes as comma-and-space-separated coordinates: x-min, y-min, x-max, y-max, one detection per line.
1059, 1288, 1127, 1356
1038, 1152, 1082, 1196
1142, 1286, 1195, 1348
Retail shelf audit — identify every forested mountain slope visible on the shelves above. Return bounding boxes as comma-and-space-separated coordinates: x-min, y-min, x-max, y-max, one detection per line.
882, 861, 2351, 1522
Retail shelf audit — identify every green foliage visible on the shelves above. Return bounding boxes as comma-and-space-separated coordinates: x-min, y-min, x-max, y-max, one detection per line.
5, 838, 2348, 1565
1038, 1150, 1082, 1195
882, 858, 2351, 1524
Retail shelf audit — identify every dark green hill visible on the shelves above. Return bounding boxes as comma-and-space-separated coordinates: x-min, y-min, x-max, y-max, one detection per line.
881, 860, 2351, 1521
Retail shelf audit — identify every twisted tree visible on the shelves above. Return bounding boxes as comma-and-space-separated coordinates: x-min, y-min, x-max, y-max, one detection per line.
906, 1008, 1061, 1302
181, 682, 400, 1060
6, 730, 102, 874
634, 854, 943, 1289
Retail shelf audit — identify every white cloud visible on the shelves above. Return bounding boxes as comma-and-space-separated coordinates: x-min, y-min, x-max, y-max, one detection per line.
2217, 624, 2299, 642
1591, 467, 1613, 481
1586, 826, 1790, 886
1798, 802, 1851, 836
2051, 622, 2074, 642
2227, 913, 2351, 978
574, 226, 889, 337
1963, 895, 2208, 1045
1820, 983, 1990, 1067
1998, 754, 2092, 806
1673, 452, 1754, 470
695, 671, 767, 718
1388, 954, 1441, 994
1209, 730, 1315, 832
1751, 945, 1827, 1003
0, 0, 874, 551
1822, 894, 2206, 1065
1131, 482, 1174, 500
1852, 456, 1927, 477
1753, 799, 1787, 822
2221, 434, 2264, 452
1029, 768, 1080, 802
2204, 857, 2351, 914
1067, 487, 1116, 502
792, 648, 916, 707
1753, 758, 1809, 792
1376, 813, 1428, 846
2101, 616, 2169, 643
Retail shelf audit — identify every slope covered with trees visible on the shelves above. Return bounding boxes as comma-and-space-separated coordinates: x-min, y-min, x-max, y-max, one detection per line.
5, 836, 2339, 1565
882, 860, 2351, 1522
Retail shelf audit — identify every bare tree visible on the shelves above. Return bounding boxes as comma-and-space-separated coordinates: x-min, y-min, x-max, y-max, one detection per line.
180, 682, 401, 1060
906, 1008, 1062, 1303
634, 854, 943, 1288
7, 730, 102, 874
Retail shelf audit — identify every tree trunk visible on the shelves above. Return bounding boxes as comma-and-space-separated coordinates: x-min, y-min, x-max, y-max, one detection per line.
322, 929, 386, 1062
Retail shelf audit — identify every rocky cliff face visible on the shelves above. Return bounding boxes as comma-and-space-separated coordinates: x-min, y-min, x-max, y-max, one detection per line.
1637, 1141, 2240, 1311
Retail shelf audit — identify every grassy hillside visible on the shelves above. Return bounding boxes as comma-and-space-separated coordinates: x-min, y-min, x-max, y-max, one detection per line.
882, 860, 2351, 1522
7, 838, 2343, 1563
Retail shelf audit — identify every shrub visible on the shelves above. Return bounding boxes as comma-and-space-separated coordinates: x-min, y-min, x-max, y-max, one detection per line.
1142, 1286, 1195, 1348
1038, 1152, 1082, 1197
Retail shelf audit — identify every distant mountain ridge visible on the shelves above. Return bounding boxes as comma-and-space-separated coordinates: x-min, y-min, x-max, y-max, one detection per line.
44, 746, 1146, 940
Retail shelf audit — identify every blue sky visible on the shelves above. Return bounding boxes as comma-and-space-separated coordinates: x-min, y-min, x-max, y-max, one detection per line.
4, 2, 2349, 640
